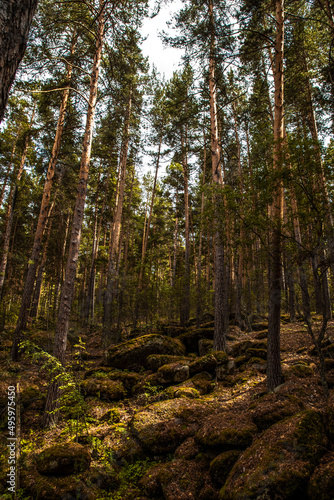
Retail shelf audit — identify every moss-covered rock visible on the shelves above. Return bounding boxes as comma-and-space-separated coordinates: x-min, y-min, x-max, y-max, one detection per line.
220, 410, 327, 500
250, 392, 304, 431
189, 354, 217, 376
246, 357, 267, 373
245, 347, 267, 360
106, 334, 186, 369
165, 386, 200, 399
84, 367, 142, 390
80, 378, 125, 401
104, 424, 144, 464
129, 398, 212, 454
35, 443, 91, 476
146, 354, 190, 371
177, 329, 214, 353
287, 362, 314, 378
99, 408, 121, 423
174, 436, 201, 459
209, 450, 241, 486
195, 413, 257, 450
308, 452, 334, 500
199, 339, 214, 356
180, 371, 214, 395
157, 362, 190, 384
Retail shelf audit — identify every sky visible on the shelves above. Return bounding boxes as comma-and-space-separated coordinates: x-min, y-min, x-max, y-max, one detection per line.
140, 0, 184, 80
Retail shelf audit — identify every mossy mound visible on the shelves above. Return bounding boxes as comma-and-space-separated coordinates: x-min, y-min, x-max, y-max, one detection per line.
308, 452, 334, 500
245, 347, 267, 360
287, 362, 314, 378
104, 423, 144, 464
230, 340, 253, 357
157, 362, 190, 384
140, 459, 207, 500
129, 398, 212, 454
174, 436, 201, 459
246, 357, 267, 373
106, 334, 186, 369
199, 339, 214, 356
164, 386, 200, 399
189, 354, 217, 376
84, 367, 142, 390
250, 392, 304, 431
177, 329, 214, 353
35, 443, 91, 476
80, 378, 125, 401
195, 413, 257, 450
147, 354, 190, 371
220, 410, 327, 499
209, 450, 241, 486
251, 322, 269, 331
179, 371, 214, 395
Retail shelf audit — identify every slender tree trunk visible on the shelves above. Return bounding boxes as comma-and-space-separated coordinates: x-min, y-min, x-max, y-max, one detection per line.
43, 6, 104, 427
0, 139, 17, 208
0, 0, 38, 122
11, 37, 76, 360
267, 0, 285, 391
209, 0, 228, 351
196, 135, 206, 327
103, 89, 132, 339
180, 126, 190, 326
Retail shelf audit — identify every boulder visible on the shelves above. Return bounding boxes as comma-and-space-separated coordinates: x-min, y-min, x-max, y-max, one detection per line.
174, 436, 201, 459
177, 329, 214, 353
308, 452, 334, 500
105, 334, 186, 370
129, 398, 212, 454
250, 392, 304, 431
157, 362, 190, 384
199, 339, 214, 356
189, 354, 217, 376
180, 372, 214, 395
35, 443, 91, 476
103, 424, 144, 464
220, 410, 327, 499
195, 413, 257, 450
165, 386, 200, 399
146, 354, 190, 371
84, 367, 142, 390
80, 378, 125, 401
209, 450, 241, 486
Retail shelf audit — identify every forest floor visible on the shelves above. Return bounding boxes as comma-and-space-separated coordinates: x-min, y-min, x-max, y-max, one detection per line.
0, 314, 333, 499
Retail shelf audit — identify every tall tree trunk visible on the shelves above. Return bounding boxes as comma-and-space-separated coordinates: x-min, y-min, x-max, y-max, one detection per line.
0, 139, 17, 208
103, 89, 132, 340
11, 37, 76, 360
0, 0, 38, 122
267, 0, 284, 391
209, 0, 228, 351
180, 126, 190, 326
43, 6, 104, 427
196, 134, 206, 327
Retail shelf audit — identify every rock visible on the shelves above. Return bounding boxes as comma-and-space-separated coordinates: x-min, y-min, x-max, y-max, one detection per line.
230, 340, 253, 357
103, 424, 144, 464
216, 359, 235, 380
199, 339, 214, 356
177, 329, 214, 353
99, 408, 121, 423
35, 443, 91, 476
220, 410, 327, 499
84, 367, 142, 390
246, 357, 267, 373
245, 347, 267, 360
165, 386, 200, 399
195, 413, 257, 450
80, 378, 125, 401
174, 436, 201, 459
308, 452, 334, 500
157, 362, 190, 384
209, 450, 241, 486
189, 354, 217, 376
288, 362, 314, 378
153, 459, 207, 500
139, 463, 164, 497
251, 322, 269, 331
106, 334, 186, 369
180, 372, 214, 395
87, 464, 119, 491
146, 354, 190, 371
129, 398, 211, 454
250, 392, 304, 431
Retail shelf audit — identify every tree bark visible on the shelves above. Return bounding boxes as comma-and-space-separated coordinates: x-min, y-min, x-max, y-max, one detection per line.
209, 0, 228, 352
11, 36, 76, 360
267, 0, 285, 392
180, 126, 191, 326
0, 0, 38, 122
43, 5, 104, 427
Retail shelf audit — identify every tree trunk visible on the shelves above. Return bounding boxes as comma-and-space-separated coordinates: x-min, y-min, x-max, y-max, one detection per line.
267, 0, 284, 392
103, 89, 132, 339
11, 37, 76, 360
0, 0, 38, 122
196, 133, 206, 327
43, 6, 104, 427
180, 126, 190, 326
209, 0, 228, 351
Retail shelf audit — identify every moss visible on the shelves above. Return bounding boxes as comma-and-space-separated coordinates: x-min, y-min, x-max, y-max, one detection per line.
35, 443, 91, 476
106, 334, 186, 370
195, 413, 257, 450
198, 339, 214, 356
294, 410, 327, 464
288, 363, 314, 378
189, 354, 217, 376
146, 354, 190, 372
99, 408, 121, 423
308, 453, 334, 500
246, 348, 267, 360
81, 378, 125, 401
157, 362, 190, 384
234, 355, 248, 368
209, 450, 241, 486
